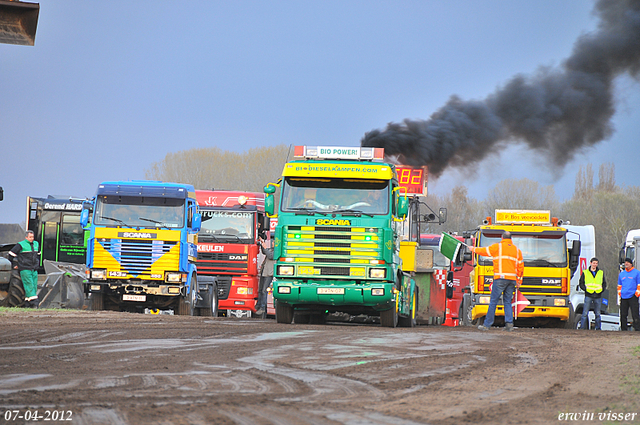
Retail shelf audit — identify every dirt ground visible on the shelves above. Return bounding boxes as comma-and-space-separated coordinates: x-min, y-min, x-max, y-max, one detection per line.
0, 309, 639, 425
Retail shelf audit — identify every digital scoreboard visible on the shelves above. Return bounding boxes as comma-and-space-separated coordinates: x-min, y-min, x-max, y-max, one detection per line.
396, 166, 427, 195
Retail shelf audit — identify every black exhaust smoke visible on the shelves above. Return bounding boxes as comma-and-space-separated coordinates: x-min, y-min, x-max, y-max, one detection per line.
361, 0, 640, 178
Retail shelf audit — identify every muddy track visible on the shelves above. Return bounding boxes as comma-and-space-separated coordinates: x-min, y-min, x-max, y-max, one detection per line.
0, 309, 639, 425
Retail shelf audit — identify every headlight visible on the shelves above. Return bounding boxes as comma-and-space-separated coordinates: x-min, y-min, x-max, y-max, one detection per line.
371, 288, 385, 296
479, 296, 490, 304
168, 286, 181, 294
278, 265, 294, 275
369, 268, 386, 278
278, 286, 291, 294
90, 284, 101, 291
554, 298, 566, 306
236, 287, 253, 295
165, 272, 182, 283
91, 269, 106, 280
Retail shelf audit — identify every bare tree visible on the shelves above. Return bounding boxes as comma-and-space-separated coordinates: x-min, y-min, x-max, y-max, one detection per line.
574, 164, 594, 200
483, 178, 559, 216
597, 162, 616, 192
145, 145, 291, 192
421, 186, 484, 235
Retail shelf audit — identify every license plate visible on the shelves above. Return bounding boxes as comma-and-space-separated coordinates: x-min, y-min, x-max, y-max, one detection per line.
123, 294, 146, 302
317, 287, 345, 295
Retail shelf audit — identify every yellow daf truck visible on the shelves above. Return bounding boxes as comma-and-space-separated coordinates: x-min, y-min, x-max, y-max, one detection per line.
465, 210, 581, 328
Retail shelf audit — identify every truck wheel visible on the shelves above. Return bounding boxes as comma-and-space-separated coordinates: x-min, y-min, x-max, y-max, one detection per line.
177, 277, 197, 316
380, 297, 398, 328
574, 313, 583, 329
199, 284, 218, 317
293, 312, 310, 324
564, 303, 575, 329
462, 294, 472, 326
398, 287, 417, 328
275, 300, 294, 324
309, 312, 327, 325
90, 292, 104, 311
3, 273, 25, 308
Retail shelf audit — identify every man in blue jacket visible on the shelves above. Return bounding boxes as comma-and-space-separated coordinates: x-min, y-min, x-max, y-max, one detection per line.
617, 258, 640, 331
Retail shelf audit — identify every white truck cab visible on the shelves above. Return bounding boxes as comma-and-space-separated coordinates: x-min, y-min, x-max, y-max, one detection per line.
564, 225, 619, 330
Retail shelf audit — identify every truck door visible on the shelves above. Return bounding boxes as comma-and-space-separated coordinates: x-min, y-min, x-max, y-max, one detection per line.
41, 221, 59, 264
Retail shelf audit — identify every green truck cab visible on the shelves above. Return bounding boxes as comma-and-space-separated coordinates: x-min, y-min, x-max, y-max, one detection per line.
264, 146, 417, 327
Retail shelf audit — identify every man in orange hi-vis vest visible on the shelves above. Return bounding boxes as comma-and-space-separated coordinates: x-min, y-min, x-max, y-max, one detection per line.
470, 231, 524, 332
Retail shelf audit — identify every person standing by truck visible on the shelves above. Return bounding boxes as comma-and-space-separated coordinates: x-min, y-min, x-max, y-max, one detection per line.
618, 258, 640, 331
8, 230, 40, 308
578, 258, 607, 330
255, 236, 273, 317
470, 231, 524, 331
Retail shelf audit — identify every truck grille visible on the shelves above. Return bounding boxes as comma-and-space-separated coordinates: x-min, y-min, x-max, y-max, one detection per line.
197, 253, 248, 275
283, 225, 381, 279
520, 276, 564, 295
96, 238, 178, 277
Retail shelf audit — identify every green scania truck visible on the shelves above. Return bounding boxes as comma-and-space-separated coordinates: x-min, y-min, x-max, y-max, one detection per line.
263, 145, 418, 327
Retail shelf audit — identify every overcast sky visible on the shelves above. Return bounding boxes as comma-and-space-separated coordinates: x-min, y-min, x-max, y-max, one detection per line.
1, 0, 639, 225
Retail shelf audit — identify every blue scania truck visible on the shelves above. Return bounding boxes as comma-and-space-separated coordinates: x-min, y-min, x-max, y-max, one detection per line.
80, 180, 216, 315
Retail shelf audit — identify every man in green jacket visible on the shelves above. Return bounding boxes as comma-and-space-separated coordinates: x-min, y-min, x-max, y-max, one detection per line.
8, 230, 40, 308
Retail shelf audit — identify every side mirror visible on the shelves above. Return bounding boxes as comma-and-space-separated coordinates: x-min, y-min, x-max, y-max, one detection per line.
192, 212, 202, 233
264, 184, 276, 194
619, 247, 627, 264
446, 271, 454, 299
263, 216, 271, 234
569, 240, 581, 271
397, 197, 408, 219
571, 239, 581, 256
439, 208, 447, 224
80, 209, 89, 228
265, 194, 274, 216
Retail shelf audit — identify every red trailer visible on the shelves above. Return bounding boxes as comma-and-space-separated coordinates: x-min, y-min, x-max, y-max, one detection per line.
420, 234, 472, 326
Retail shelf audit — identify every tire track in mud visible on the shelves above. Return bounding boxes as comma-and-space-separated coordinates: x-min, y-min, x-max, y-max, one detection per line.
3, 311, 599, 425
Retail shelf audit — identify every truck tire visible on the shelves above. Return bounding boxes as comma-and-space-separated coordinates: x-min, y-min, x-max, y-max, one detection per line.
275, 300, 294, 324
462, 294, 472, 326
90, 292, 104, 311
293, 312, 310, 324
564, 303, 575, 329
2, 272, 25, 308
380, 297, 398, 328
177, 277, 197, 316
199, 284, 218, 317
398, 287, 417, 328
309, 312, 327, 325
574, 313, 584, 329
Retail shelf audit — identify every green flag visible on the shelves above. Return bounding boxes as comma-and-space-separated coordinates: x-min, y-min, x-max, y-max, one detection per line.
439, 233, 463, 262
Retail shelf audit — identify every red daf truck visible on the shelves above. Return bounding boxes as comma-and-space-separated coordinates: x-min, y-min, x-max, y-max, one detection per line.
195, 190, 269, 317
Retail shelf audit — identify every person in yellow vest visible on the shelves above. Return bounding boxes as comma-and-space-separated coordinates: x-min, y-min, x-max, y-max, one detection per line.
578, 258, 607, 330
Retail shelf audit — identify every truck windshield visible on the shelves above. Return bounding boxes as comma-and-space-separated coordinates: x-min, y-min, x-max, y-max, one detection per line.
281, 177, 389, 215
478, 231, 567, 267
199, 210, 254, 242
94, 195, 185, 228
